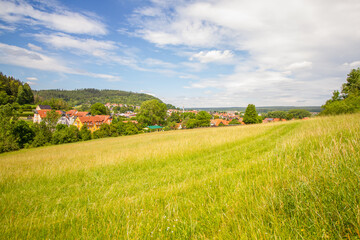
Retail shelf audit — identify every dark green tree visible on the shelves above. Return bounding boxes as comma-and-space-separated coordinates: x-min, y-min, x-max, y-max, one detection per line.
196, 111, 212, 127
16, 85, 27, 104
90, 102, 107, 115
265, 111, 287, 119
0, 91, 9, 105
288, 109, 311, 119
181, 112, 196, 120
166, 103, 177, 109
0, 104, 19, 153
31, 122, 52, 147
185, 119, 198, 129
124, 123, 139, 135
243, 104, 260, 124
80, 125, 92, 141
321, 68, 360, 115
229, 119, 241, 125
13, 120, 35, 148
52, 125, 80, 144
137, 99, 167, 126
23, 83, 34, 104
93, 124, 112, 139
342, 68, 360, 97
167, 112, 181, 123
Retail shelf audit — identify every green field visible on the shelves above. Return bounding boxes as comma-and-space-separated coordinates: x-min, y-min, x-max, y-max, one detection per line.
1, 114, 359, 239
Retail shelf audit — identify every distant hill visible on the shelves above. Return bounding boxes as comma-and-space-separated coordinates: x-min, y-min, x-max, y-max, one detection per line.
33, 89, 161, 106
190, 106, 322, 113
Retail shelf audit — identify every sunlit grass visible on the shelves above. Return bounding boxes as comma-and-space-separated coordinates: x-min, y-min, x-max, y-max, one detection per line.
1, 114, 360, 239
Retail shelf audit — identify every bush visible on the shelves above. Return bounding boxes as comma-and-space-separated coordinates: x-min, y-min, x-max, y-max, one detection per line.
80, 125, 92, 141
52, 126, 80, 144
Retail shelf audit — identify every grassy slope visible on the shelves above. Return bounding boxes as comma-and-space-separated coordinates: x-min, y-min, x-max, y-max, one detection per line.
0, 114, 359, 239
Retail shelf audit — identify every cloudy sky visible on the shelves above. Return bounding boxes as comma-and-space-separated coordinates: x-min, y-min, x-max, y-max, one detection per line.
0, 0, 359, 107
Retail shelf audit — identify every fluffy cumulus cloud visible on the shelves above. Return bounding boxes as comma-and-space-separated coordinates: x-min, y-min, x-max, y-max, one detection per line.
0, 0, 107, 35
133, 0, 360, 106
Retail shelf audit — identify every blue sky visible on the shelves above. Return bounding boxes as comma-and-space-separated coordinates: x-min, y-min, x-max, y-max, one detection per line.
0, 0, 360, 107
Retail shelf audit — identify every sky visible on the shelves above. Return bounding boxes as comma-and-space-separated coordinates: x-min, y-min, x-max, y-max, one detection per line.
0, 0, 360, 108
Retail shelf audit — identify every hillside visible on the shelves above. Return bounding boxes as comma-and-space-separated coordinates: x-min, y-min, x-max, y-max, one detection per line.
33, 88, 161, 106
0, 114, 359, 238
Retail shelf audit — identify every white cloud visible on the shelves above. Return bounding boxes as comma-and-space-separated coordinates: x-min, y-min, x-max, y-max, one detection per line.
190, 50, 234, 63
140, 90, 156, 97
0, 0, 107, 35
143, 58, 177, 68
34, 33, 117, 57
26, 77, 38, 81
286, 61, 313, 70
343, 61, 360, 68
33, 33, 145, 71
0, 24, 16, 31
27, 43, 42, 51
0, 43, 121, 81
132, 0, 360, 106
26, 81, 36, 85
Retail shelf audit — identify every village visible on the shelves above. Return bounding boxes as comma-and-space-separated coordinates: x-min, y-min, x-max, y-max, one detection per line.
32, 102, 311, 133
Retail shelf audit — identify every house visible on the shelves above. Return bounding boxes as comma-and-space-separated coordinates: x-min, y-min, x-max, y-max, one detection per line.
210, 119, 230, 127
73, 115, 112, 132
66, 110, 77, 117
167, 109, 180, 115
175, 123, 184, 130
262, 118, 285, 123
33, 110, 65, 124
66, 110, 90, 118
118, 112, 136, 118
36, 105, 51, 110
57, 116, 73, 126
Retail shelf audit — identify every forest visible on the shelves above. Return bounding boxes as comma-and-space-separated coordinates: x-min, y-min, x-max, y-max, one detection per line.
0, 72, 34, 105
33, 89, 161, 106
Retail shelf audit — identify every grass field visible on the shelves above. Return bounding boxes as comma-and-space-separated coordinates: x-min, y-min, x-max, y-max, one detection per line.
1, 114, 360, 239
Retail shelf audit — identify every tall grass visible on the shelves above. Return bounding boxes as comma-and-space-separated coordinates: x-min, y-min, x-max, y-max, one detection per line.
0, 114, 359, 239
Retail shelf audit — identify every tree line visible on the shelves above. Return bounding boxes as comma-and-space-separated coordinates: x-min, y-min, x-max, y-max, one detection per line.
0, 72, 34, 105
34, 89, 161, 107
0, 105, 142, 153
321, 68, 360, 115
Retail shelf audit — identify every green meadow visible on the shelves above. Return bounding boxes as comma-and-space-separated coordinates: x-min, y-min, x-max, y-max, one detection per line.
1, 114, 359, 239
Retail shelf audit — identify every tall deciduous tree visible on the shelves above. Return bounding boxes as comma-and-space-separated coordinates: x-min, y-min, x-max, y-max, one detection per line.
90, 102, 107, 115
137, 99, 167, 126
196, 111, 212, 127
44, 110, 61, 132
243, 104, 260, 124
23, 83, 34, 104
342, 68, 360, 97
321, 68, 360, 115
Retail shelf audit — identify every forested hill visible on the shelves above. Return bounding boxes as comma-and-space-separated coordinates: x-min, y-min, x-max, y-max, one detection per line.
33, 89, 161, 106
